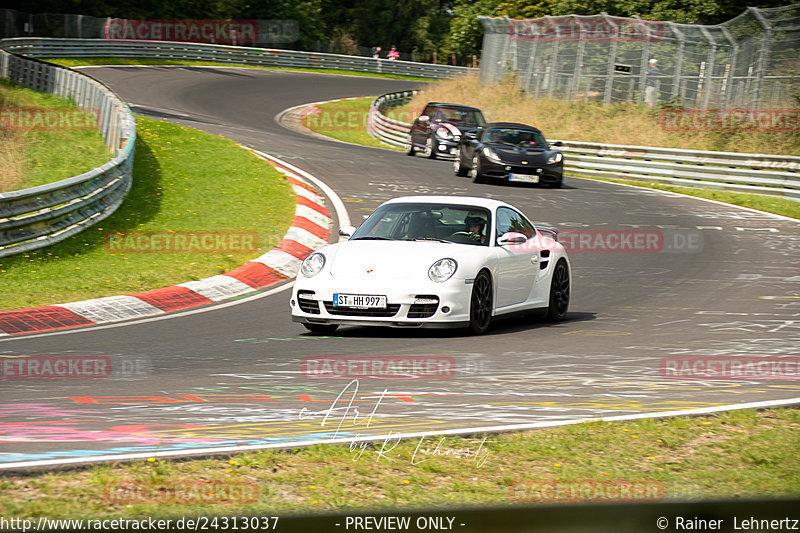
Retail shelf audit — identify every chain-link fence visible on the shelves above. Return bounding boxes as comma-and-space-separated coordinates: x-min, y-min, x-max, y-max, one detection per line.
479, 5, 800, 109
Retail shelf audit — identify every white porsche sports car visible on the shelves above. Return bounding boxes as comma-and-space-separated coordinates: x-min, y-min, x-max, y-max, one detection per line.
289, 196, 571, 335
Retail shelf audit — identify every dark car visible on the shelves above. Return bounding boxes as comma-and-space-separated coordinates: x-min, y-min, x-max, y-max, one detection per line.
453, 122, 564, 188
406, 102, 486, 159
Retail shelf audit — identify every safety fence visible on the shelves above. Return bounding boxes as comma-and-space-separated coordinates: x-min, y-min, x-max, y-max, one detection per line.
367, 90, 800, 200
0, 45, 136, 258
478, 5, 800, 109
0, 38, 474, 80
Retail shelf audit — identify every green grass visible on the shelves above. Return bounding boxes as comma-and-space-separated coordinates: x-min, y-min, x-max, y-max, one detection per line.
43, 57, 431, 81
0, 407, 797, 518
0, 78, 110, 192
0, 116, 295, 310
302, 97, 409, 150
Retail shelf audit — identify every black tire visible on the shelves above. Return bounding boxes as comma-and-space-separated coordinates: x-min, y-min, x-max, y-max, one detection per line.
471, 153, 484, 183
424, 135, 437, 159
405, 134, 416, 156
454, 151, 468, 176
303, 323, 339, 334
468, 270, 493, 334
546, 260, 570, 321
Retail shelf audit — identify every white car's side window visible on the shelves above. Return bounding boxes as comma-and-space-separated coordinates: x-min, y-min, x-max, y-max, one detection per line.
496, 207, 535, 240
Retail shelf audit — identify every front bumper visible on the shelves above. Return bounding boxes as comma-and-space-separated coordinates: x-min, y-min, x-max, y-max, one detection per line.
434, 139, 459, 157
480, 159, 563, 184
290, 278, 472, 329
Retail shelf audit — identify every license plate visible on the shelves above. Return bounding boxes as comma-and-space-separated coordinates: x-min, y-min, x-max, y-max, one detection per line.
509, 173, 540, 183
333, 293, 387, 309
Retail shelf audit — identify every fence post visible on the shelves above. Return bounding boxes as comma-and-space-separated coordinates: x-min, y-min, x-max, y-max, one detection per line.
700, 26, 716, 110
749, 7, 772, 111
603, 13, 618, 104
720, 25, 738, 109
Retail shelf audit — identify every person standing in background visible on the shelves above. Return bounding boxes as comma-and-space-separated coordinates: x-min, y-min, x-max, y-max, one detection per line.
387, 45, 399, 60
645, 58, 660, 107
372, 46, 382, 59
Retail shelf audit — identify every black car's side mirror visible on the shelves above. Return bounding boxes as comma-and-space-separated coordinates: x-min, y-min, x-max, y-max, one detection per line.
552, 140, 563, 147
465, 132, 477, 140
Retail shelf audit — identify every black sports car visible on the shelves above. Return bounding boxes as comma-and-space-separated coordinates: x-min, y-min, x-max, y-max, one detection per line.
406, 102, 486, 159
453, 122, 564, 188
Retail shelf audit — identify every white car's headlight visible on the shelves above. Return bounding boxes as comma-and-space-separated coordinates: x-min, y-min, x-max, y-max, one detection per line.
301, 252, 325, 277
428, 258, 457, 282
483, 147, 502, 163
547, 152, 563, 164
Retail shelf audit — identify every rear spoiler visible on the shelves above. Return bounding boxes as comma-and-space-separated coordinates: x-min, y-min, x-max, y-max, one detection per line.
536, 225, 559, 240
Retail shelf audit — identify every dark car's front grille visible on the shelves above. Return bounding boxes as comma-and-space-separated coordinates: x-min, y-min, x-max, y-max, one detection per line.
323, 302, 401, 317
407, 295, 439, 318
297, 291, 320, 314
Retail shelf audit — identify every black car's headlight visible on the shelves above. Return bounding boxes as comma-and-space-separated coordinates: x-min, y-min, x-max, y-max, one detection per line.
547, 152, 563, 164
435, 127, 454, 140
483, 147, 502, 163
428, 258, 458, 282
300, 252, 325, 277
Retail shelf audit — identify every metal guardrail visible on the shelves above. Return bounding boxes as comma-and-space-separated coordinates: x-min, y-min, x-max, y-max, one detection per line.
368, 90, 419, 148
0, 38, 475, 80
367, 91, 800, 200
0, 45, 136, 258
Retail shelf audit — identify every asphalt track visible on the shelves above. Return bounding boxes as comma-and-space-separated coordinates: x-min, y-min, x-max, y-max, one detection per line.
1, 66, 798, 470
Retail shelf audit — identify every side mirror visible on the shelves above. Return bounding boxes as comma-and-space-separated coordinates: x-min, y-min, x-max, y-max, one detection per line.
418, 115, 429, 123
497, 232, 528, 246
552, 140, 563, 147
465, 131, 477, 140
338, 225, 357, 239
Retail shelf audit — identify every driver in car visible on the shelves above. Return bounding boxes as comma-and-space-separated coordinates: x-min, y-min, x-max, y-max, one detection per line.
464, 212, 487, 244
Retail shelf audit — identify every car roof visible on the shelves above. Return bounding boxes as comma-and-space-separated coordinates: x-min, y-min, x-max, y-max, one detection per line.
424, 102, 484, 112
482, 122, 543, 132
383, 195, 516, 211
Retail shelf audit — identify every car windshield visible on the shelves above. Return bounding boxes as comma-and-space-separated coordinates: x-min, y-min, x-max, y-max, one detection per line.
432, 107, 486, 127
350, 203, 491, 246
483, 127, 548, 149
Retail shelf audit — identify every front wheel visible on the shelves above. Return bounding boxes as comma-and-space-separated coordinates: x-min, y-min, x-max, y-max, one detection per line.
454, 151, 468, 176
546, 260, 570, 321
468, 271, 493, 334
303, 323, 340, 334
471, 154, 484, 183
424, 136, 437, 159
405, 134, 416, 156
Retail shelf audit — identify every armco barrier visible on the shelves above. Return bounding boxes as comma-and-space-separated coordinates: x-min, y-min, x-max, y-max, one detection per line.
367, 91, 800, 200
0, 46, 136, 259
0, 38, 474, 80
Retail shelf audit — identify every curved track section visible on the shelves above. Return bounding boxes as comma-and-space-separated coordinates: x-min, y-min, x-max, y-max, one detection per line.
1, 66, 798, 469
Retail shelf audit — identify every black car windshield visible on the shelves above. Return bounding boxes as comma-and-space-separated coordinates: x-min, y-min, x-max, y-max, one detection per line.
483, 127, 548, 148
350, 203, 491, 246
431, 108, 486, 127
